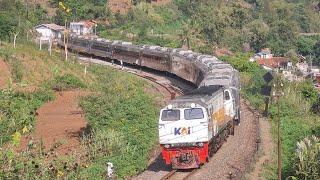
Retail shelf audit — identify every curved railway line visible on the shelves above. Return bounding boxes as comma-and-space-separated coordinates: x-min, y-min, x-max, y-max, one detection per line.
76, 56, 260, 180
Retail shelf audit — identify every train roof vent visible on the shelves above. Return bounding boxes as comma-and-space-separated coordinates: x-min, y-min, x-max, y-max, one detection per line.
150, 46, 160, 50
122, 42, 132, 45
197, 55, 211, 61
187, 54, 196, 59
201, 57, 216, 63
112, 40, 121, 44
160, 47, 168, 51
172, 48, 180, 53
178, 50, 192, 55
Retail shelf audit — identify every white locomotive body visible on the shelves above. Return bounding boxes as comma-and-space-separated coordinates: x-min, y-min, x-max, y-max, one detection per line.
159, 86, 235, 169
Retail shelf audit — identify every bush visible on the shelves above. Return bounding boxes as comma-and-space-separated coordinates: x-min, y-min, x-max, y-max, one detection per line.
290, 136, 320, 180
50, 74, 86, 91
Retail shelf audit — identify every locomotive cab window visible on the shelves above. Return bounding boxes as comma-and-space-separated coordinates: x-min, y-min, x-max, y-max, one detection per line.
161, 110, 180, 121
184, 108, 204, 120
224, 90, 231, 101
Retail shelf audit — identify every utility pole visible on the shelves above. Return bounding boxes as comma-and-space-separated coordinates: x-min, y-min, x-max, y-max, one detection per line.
59, 2, 71, 61
64, 22, 68, 61
273, 75, 284, 180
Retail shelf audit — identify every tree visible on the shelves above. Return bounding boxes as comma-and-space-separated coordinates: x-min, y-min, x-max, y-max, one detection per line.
11, 31, 20, 48
267, 20, 299, 55
0, 13, 15, 40
314, 41, 320, 65
297, 36, 317, 56
178, 20, 200, 50
244, 19, 270, 52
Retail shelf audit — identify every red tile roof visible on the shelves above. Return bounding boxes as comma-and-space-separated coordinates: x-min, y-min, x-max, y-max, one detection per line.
81, 20, 95, 28
257, 57, 289, 68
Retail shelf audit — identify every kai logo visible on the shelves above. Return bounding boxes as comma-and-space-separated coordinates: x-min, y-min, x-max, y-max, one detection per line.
174, 127, 191, 136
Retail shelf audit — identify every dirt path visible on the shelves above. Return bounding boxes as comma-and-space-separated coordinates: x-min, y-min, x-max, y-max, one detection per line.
19, 91, 88, 155
246, 117, 274, 179
0, 59, 11, 89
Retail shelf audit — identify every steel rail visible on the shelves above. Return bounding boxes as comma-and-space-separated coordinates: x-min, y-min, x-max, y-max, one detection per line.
160, 170, 177, 180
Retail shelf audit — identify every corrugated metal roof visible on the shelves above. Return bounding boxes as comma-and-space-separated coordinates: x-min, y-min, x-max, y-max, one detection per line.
35, 24, 65, 31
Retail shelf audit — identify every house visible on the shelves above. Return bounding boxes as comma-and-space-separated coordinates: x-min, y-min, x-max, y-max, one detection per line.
257, 57, 291, 71
250, 48, 293, 71
255, 48, 273, 59
34, 24, 65, 41
69, 21, 96, 36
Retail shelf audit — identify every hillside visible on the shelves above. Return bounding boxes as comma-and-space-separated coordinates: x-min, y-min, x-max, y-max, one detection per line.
0, 42, 161, 179
97, 0, 320, 64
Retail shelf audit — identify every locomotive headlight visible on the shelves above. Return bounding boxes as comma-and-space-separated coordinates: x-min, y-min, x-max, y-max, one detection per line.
191, 103, 196, 108
197, 142, 204, 147
164, 144, 171, 149
167, 104, 173, 109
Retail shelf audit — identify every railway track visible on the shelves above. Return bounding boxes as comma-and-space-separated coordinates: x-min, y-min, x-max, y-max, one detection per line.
160, 169, 198, 180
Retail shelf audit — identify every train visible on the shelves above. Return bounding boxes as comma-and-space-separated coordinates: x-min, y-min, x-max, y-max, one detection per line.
59, 34, 240, 169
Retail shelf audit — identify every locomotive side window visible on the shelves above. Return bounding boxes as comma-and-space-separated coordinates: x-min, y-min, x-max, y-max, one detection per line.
161, 110, 180, 121
92, 43, 110, 51
184, 108, 204, 120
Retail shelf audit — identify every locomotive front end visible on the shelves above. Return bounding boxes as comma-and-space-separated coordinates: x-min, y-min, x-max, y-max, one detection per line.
159, 102, 210, 169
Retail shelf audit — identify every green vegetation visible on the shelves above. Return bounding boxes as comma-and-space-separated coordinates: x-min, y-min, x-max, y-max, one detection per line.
92, 0, 320, 59
0, 50, 24, 83
79, 65, 159, 178
222, 54, 320, 179
291, 136, 320, 180
0, 42, 160, 179
0, 0, 48, 42
48, 74, 86, 91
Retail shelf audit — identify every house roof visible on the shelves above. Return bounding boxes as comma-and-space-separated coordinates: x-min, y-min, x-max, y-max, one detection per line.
257, 57, 289, 69
260, 48, 271, 54
35, 24, 65, 31
70, 20, 95, 28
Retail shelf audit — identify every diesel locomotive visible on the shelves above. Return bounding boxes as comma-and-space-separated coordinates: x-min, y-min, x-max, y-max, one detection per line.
59, 34, 240, 169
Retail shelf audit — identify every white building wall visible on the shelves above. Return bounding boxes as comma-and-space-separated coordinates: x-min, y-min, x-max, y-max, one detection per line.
36, 27, 54, 40
70, 23, 93, 35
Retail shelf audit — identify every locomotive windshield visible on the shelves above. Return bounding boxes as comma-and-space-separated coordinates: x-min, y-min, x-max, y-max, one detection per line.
184, 108, 204, 120
161, 110, 180, 121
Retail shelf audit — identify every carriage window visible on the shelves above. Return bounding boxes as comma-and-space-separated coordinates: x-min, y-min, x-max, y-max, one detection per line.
184, 108, 204, 120
161, 110, 180, 121
224, 91, 230, 100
